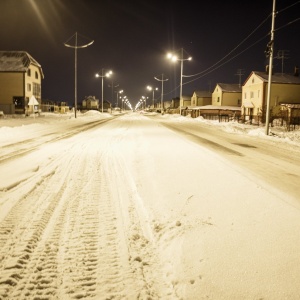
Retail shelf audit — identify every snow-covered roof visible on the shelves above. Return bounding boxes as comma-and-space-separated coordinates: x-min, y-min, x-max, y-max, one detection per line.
186, 105, 241, 111
0, 51, 44, 78
252, 71, 300, 84
216, 83, 242, 92
193, 90, 212, 97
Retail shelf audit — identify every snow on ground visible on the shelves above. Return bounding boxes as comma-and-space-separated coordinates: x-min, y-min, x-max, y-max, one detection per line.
0, 111, 300, 299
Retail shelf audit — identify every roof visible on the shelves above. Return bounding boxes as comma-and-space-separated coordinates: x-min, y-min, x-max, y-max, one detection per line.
251, 71, 300, 84
0, 51, 44, 77
216, 83, 242, 92
187, 105, 241, 111
193, 90, 212, 97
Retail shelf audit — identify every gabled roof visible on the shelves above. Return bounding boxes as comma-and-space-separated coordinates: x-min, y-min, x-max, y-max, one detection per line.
248, 71, 300, 84
193, 90, 212, 97
0, 51, 44, 78
216, 83, 242, 92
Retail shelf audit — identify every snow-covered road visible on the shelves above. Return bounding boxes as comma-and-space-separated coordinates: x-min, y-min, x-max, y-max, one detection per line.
1, 112, 300, 299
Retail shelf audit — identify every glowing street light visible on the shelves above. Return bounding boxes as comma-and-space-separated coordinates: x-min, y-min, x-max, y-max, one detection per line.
147, 86, 158, 108
167, 48, 192, 115
95, 69, 112, 113
117, 90, 123, 108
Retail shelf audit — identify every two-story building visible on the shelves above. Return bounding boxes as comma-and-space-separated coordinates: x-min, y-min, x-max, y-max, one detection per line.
242, 69, 300, 122
82, 95, 99, 110
212, 83, 242, 106
0, 51, 44, 114
191, 90, 212, 106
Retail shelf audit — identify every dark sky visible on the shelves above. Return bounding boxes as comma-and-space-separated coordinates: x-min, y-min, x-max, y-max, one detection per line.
1, 0, 299, 107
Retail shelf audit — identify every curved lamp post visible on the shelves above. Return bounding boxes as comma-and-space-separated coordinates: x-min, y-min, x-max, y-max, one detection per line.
167, 48, 192, 115
64, 32, 94, 118
96, 69, 112, 113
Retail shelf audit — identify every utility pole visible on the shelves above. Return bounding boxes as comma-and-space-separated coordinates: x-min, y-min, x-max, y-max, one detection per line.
265, 0, 276, 136
276, 50, 289, 74
154, 74, 169, 114
235, 69, 245, 87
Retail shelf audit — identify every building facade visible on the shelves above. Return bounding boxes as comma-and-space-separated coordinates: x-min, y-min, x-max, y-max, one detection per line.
0, 51, 44, 114
212, 83, 242, 106
242, 70, 300, 122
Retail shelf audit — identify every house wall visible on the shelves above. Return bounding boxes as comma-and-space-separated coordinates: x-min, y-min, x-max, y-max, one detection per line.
222, 92, 242, 106
197, 97, 211, 106
25, 64, 42, 103
212, 88, 222, 106
265, 83, 300, 105
0, 72, 24, 104
183, 99, 191, 107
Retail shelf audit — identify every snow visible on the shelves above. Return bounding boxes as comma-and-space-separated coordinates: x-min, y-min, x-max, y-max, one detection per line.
0, 111, 300, 299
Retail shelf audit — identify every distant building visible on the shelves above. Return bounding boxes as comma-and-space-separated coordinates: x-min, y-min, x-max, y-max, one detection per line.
82, 95, 99, 110
212, 83, 242, 106
181, 94, 192, 108
0, 51, 44, 114
191, 90, 212, 106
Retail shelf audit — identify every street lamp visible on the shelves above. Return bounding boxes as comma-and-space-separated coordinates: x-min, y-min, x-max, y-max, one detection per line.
167, 48, 192, 115
147, 86, 158, 108
108, 81, 119, 108
117, 90, 123, 108
154, 74, 169, 114
95, 69, 112, 113
64, 32, 94, 118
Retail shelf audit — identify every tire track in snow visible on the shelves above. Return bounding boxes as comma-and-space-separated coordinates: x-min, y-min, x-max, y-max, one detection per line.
0, 127, 134, 299
102, 119, 179, 299
0, 141, 82, 299
0, 116, 180, 299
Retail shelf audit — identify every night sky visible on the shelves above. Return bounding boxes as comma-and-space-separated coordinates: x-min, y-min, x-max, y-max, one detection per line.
1, 0, 299, 107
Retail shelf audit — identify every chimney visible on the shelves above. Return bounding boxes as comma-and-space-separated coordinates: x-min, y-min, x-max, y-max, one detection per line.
294, 66, 299, 77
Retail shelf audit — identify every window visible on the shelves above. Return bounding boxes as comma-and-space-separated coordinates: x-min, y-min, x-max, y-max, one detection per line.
35, 71, 39, 79
250, 91, 254, 98
27, 69, 31, 76
33, 83, 41, 98
252, 78, 254, 84
244, 92, 247, 99
27, 83, 31, 92
217, 97, 220, 102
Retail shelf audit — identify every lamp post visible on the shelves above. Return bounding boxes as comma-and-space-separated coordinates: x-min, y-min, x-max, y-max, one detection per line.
108, 81, 119, 108
167, 48, 192, 115
154, 74, 169, 114
95, 69, 112, 113
147, 86, 158, 108
64, 32, 94, 118
117, 90, 123, 108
